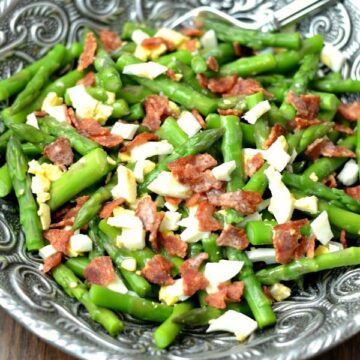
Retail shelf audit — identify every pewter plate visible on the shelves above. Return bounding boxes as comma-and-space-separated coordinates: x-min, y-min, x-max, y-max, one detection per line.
1, 1, 360, 359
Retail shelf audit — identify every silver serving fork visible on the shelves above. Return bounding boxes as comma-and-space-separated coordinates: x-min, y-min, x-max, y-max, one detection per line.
169, 0, 335, 32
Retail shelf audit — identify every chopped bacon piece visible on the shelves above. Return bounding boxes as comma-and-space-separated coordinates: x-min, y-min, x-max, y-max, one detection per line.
182, 39, 199, 52
166, 69, 177, 81
43, 137, 74, 167
77, 32, 97, 71
43, 252, 63, 273
34, 111, 48, 117
66, 107, 77, 125
207, 56, 219, 72
141, 37, 175, 51
180, 27, 204, 37
43, 229, 73, 254
322, 173, 337, 188
233, 42, 242, 57
99, 198, 125, 219
205, 281, 245, 309
334, 123, 354, 135
224, 78, 265, 97
136, 197, 164, 251
84, 256, 116, 286
191, 108, 206, 129
196, 202, 222, 232
294, 235, 315, 260
159, 233, 188, 258
340, 229, 348, 249
217, 224, 249, 250
337, 101, 360, 122
185, 192, 207, 207
73, 118, 123, 148
217, 108, 243, 116
77, 71, 96, 87
263, 124, 286, 150
263, 285, 274, 302
168, 154, 222, 193
122, 133, 159, 153
273, 219, 309, 264
207, 189, 263, 215
143, 95, 171, 131
345, 185, 360, 200
305, 137, 356, 160
141, 255, 174, 286
197, 73, 209, 89
207, 75, 237, 94
291, 117, 322, 129
100, 29, 122, 53
245, 153, 264, 177
164, 196, 182, 207
285, 92, 320, 119
180, 253, 209, 296
306, 235, 316, 259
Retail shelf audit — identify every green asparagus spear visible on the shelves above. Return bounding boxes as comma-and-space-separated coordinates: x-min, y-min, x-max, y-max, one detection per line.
312, 79, 360, 93
0, 164, 12, 198
156, 117, 189, 147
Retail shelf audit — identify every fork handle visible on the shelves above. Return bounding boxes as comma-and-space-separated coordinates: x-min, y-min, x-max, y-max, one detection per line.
271, 0, 336, 30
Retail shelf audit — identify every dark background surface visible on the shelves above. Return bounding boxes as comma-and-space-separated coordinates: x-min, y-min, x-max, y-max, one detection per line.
1, 307, 359, 360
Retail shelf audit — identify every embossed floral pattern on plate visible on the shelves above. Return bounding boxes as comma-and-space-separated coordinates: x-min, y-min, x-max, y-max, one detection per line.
1, 1, 360, 359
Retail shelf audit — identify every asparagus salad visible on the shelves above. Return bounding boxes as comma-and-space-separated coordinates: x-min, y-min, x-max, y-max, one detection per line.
2, 19, 360, 348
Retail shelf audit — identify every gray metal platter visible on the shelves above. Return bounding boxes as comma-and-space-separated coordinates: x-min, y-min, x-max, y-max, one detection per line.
1, 1, 360, 359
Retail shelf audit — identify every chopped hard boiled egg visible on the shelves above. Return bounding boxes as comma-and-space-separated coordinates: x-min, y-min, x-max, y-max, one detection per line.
178, 206, 210, 243
123, 62, 168, 80
320, 43, 346, 72
177, 111, 202, 137
121, 257, 137, 272
111, 165, 137, 204
147, 171, 191, 199
69, 234, 93, 255
116, 226, 146, 250
211, 160, 237, 181
107, 274, 128, 294
108, 208, 143, 229
204, 260, 244, 294
26, 113, 39, 129
130, 140, 174, 161
269, 283, 291, 302
243, 100, 271, 125
41, 92, 67, 122
111, 121, 139, 140
337, 159, 358, 186
159, 278, 189, 305
207, 310, 258, 341
39, 244, 58, 259
131, 29, 150, 44
263, 135, 291, 172
155, 28, 187, 47
311, 211, 333, 245
246, 248, 276, 264
294, 196, 318, 214
37, 203, 51, 230
160, 211, 182, 232
133, 159, 156, 183
200, 30, 218, 49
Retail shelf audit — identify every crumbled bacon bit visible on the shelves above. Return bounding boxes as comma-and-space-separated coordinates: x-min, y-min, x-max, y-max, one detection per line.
99, 198, 125, 219
136, 197, 164, 251
340, 229, 347, 249
77, 32, 97, 71
224, 78, 265, 97
121, 133, 159, 153
77, 71, 96, 87
166, 69, 177, 81
306, 235, 316, 258
207, 56, 219, 72
345, 185, 360, 200
73, 118, 123, 148
99, 29, 122, 53
180, 253, 209, 296
334, 123, 354, 135
168, 154, 222, 193
263, 285, 274, 302
43, 137, 74, 167
34, 111, 48, 117
182, 39, 198, 52
185, 192, 207, 207
159, 233, 188, 258
305, 137, 356, 160
164, 196, 182, 207
337, 101, 360, 122
207, 75, 237, 94
196, 202, 222, 232
205, 281, 245, 309
294, 235, 315, 260
207, 189, 263, 215
191, 108, 207, 129
141, 37, 175, 51
322, 173, 337, 188
217, 224, 249, 250
43, 252, 63, 273
290, 117, 322, 129
143, 95, 171, 131
273, 219, 309, 264
245, 153, 264, 177
84, 256, 116, 286
217, 108, 243, 116
197, 73, 209, 89
66, 107, 77, 125
141, 255, 174, 286
263, 124, 286, 150
285, 92, 320, 120
180, 27, 204, 37
43, 229, 73, 255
